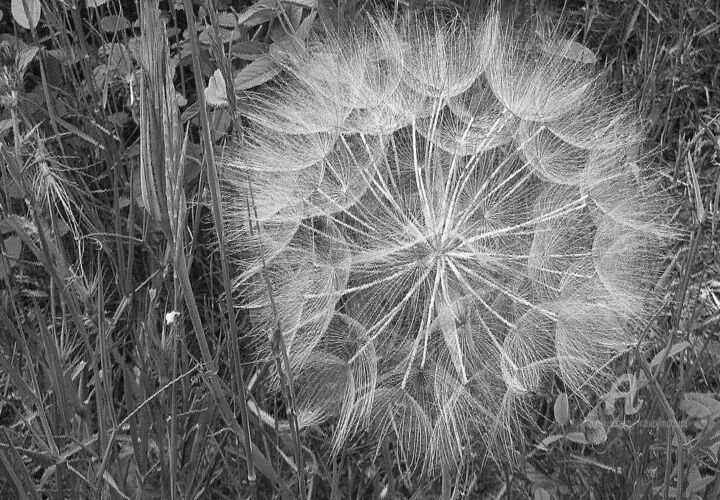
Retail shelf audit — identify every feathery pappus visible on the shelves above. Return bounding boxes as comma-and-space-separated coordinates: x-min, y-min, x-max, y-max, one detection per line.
222, 4, 678, 473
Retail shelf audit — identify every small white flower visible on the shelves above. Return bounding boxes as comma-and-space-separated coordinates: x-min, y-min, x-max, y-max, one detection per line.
165, 311, 180, 325
204, 69, 228, 107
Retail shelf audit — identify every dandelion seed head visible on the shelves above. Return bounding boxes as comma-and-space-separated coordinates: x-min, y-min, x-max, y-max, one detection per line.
224, 5, 679, 473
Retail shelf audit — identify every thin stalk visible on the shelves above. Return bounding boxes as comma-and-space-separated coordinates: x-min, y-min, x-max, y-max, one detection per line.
180, 0, 258, 495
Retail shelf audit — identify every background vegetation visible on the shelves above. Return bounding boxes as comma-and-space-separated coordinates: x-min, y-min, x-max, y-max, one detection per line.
0, 0, 717, 498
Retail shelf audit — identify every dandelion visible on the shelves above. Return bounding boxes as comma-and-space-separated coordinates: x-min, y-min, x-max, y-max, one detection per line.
223, 5, 677, 474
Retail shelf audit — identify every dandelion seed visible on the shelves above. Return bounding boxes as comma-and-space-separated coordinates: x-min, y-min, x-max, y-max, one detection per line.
224, 4, 678, 473
485, 14, 598, 122
399, 7, 488, 99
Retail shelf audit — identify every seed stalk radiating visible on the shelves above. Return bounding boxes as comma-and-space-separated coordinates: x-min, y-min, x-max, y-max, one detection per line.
223, 5, 677, 473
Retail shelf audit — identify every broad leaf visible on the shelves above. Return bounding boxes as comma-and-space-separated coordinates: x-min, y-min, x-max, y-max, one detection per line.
679, 392, 720, 420
12, 0, 41, 29
233, 55, 280, 90
554, 392, 569, 426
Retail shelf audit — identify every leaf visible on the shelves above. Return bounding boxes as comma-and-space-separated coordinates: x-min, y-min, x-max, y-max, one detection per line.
126, 37, 144, 64
3, 235, 21, 261
198, 26, 241, 45
92, 64, 109, 91
583, 418, 607, 445
204, 69, 228, 107
107, 112, 131, 127
679, 392, 720, 420
55, 219, 70, 238
554, 392, 569, 426
47, 46, 87, 66
99, 15, 130, 33
237, 0, 278, 27
231, 41, 270, 61
217, 12, 238, 28
283, 0, 316, 7
86, 0, 109, 7
284, 4, 303, 29
16, 44, 38, 73
566, 432, 589, 445
11, 0, 41, 29
100, 43, 133, 76
208, 108, 232, 137
686, 464, 713, 494
650, 341, 691, 367
0, 119, 13, 136
233, 55, 280, 90
0, 235, 22, 278
543, 38, 596, 65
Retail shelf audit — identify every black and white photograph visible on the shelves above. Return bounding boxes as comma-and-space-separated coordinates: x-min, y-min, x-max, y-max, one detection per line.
0, 0, 718, 498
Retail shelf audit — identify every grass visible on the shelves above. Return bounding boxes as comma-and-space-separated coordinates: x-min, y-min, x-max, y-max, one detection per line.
0, 0, 718, 498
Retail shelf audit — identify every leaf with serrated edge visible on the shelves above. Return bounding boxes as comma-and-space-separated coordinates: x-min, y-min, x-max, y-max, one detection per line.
233, 55, 280, 90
